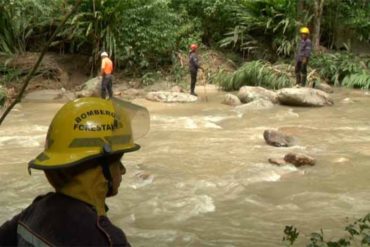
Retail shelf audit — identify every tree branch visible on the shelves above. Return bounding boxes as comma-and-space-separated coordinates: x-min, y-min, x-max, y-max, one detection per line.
0, 0, 82, 126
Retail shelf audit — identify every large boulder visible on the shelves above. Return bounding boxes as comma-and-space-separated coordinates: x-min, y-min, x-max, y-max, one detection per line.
146, 91, 197, 103
234, 99, 274, 115
238, 86, 278, 104
263, 129, 296, 147
277, 88, 333, 107
284, 153, 316, 167
314, 82, 334, 94
75, 77, 101, 98
222, 93, 241, 106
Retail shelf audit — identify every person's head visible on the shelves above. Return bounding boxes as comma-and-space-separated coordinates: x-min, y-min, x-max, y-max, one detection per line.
190, 44, 198, 52
101, 51, 109, 58
28, 97, 150, 212
299, 27, 310, 39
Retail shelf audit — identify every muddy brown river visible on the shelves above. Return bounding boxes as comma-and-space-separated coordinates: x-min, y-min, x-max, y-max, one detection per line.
0, 88, 369, 246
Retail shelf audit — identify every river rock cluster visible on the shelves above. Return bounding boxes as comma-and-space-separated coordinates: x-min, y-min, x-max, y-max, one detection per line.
263, 129, 316, 168
223, 85, 334, 109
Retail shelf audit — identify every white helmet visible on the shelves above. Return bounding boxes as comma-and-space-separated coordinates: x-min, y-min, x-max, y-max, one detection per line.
101, 51, 108, 57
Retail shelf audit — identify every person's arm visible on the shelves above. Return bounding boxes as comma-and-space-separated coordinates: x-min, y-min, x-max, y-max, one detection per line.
0, 213, 21, 245
101, 59, 106, 76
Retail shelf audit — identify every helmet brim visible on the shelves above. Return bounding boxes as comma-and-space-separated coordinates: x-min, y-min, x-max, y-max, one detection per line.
29, 144, 140, 170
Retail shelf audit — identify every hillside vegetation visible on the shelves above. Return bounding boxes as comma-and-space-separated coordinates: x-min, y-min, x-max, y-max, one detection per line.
0, 0, 369, 90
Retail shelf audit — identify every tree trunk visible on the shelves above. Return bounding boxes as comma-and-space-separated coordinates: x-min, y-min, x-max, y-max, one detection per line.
296, 0, 304, 22
313, 0, 325, 49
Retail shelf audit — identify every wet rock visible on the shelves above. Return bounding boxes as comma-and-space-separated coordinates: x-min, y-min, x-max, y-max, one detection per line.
235, 99, 274, 114
263, 130, 295, 147
268, 158, 287, 166
314, 82, 334, 94
146, 91, 197, 103
24, 89, 63, 102
238, 86, 278, 104
222, 93, 241, 106
284, 153, 316, 167
60, 87, 76, 101
171, 85, 184, 93
75, 77, 101, 98
277, 88, 333, 107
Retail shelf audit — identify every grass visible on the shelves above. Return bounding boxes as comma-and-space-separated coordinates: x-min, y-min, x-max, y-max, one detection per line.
214, 60, 294, 91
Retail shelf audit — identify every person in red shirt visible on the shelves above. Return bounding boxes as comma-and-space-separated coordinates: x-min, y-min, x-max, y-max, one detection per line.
100, 51, 114, 99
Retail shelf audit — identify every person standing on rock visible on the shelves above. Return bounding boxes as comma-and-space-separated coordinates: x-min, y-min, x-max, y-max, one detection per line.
189, 44, 203, 96
0, 97, 149, 246
100, 51, 114, 99
295, 27, 312, 87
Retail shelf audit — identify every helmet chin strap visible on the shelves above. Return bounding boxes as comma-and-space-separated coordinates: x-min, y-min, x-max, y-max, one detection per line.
101, 144, 114, 196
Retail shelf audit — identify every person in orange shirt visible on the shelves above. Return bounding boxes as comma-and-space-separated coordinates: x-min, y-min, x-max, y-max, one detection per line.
100, 51, 113, 99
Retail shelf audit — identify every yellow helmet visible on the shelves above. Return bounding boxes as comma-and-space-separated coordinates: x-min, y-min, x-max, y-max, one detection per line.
299, 27, 310, 34
29, 97, 149, 170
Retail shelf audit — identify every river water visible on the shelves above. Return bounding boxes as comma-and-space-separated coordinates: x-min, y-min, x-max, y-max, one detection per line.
0, 88, 369, 246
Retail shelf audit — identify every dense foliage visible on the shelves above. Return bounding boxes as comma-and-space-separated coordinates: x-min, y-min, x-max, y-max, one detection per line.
310, 53, 370, 89
0, 0, 369, 80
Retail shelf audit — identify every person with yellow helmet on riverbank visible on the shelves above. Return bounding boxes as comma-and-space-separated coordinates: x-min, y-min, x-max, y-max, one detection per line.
0, 97, 149, 246
295, 27, 312, 87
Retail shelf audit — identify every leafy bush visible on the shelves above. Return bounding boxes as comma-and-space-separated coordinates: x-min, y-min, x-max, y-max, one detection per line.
310, 52, 370, 89
283, 213, 370, 246
215, 60, 293, 91
220, 0, 311, 58
0, 0, 62, 54
170, 0, 238, 45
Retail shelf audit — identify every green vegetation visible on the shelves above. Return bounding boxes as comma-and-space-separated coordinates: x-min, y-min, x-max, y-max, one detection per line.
310, 53, 370, 89
219, 0, 309, 58
283, 213, 370, 246
216, 60, 293, 91
0, 0, 369, 88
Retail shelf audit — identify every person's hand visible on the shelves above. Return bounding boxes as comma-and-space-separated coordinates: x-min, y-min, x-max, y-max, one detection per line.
302, 57, 307, 64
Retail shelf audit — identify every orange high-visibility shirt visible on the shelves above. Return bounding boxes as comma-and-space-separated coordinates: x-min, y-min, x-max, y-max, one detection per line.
101, 57, 113, 75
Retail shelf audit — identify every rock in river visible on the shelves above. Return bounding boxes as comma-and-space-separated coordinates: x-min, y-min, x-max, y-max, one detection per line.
284, 152, 316, 167
263, 129, 296, 147
222, 93, 241, 106
146, 91, 197, 103
268, 158, 287, 166
314, 82, 334, 94
75, 77, 101, 98
234, 99, 274, 114
238, 86, 278, 104
277, 88, 333, 107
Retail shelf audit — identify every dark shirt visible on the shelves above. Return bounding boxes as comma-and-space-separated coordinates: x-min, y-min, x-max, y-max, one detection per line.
189, 52, 200, 73
296, 38, 312, 62
0, 192, 131, 246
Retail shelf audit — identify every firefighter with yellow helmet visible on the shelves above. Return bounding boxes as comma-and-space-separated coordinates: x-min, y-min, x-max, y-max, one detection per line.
295, 27, 312, 86
0, 97, 149, 246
